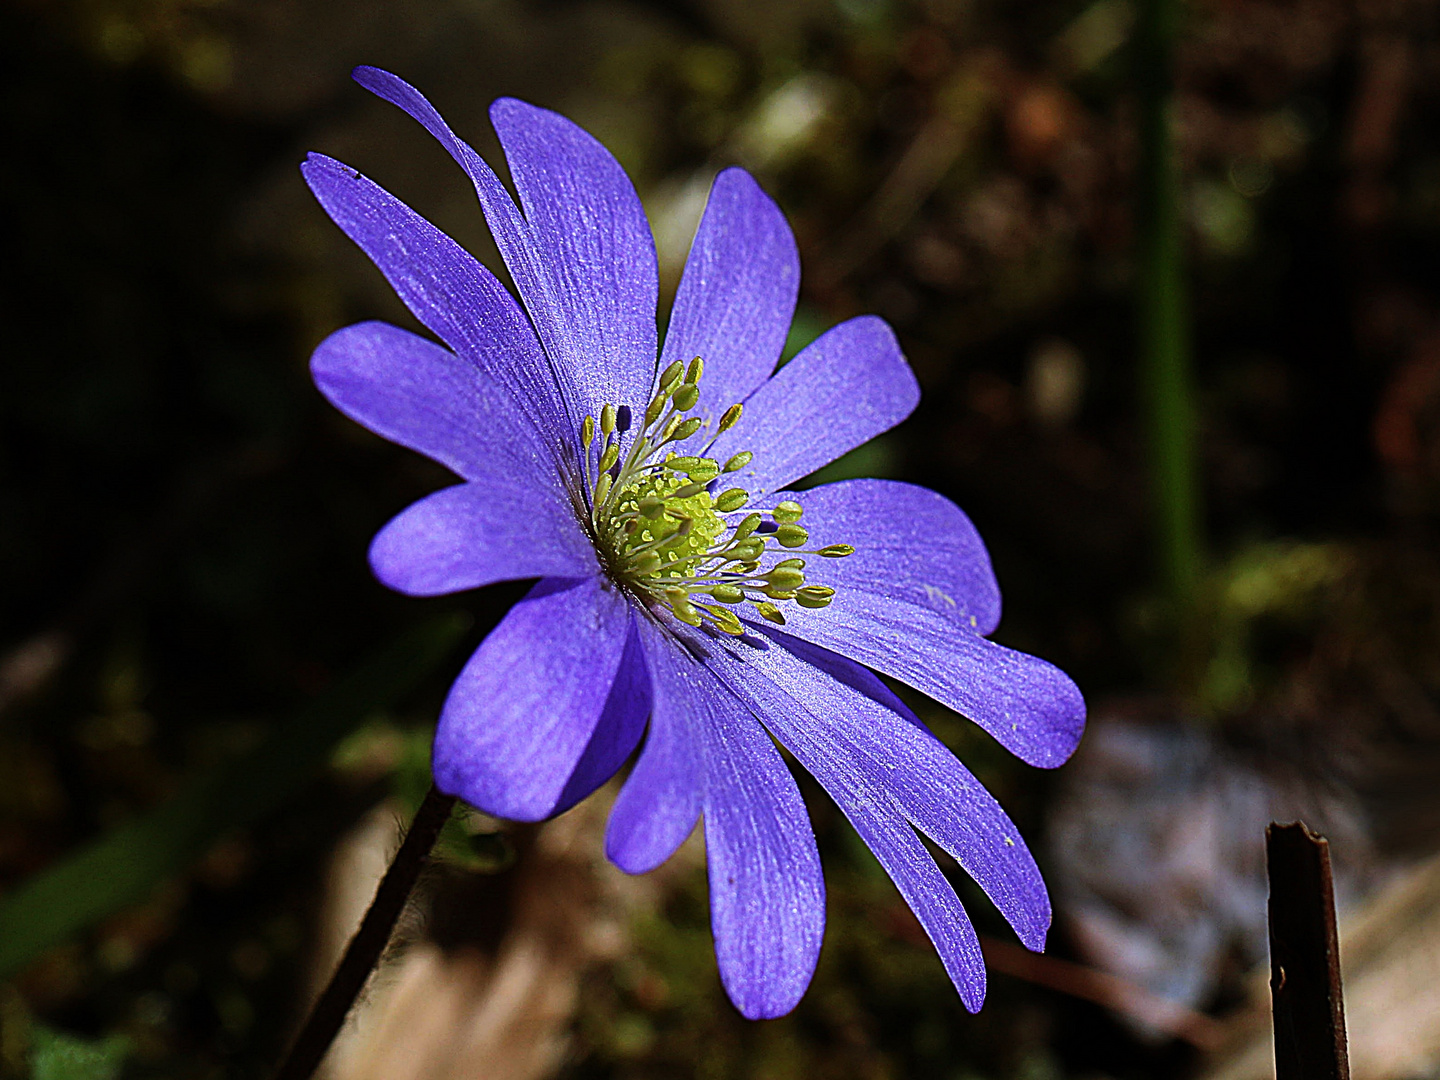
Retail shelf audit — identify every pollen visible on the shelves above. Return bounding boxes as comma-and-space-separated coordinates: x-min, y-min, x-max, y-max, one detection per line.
580, 356, 853, 634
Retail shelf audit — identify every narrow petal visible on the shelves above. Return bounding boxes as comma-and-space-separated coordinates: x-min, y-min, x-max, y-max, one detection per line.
301, 152, 575, 448
738, 629, 1052, 952
432, 577, 630, 821
689, 657, 825, 1018
311, 321, 557, 490
552, 616, 651, 814
490, 97, 660, 416
353, 67, 658, 420
708, 315, 919, 497
701, 634, 988, 1007
790, 478, 1002, 636
368, 482, 595, 597
612, 622, 825, 1018
661, 168, 799, 433
605, 620, 702, 873
770, 596, 1085, 769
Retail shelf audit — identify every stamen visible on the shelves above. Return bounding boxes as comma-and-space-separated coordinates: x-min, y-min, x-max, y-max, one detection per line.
583, 355, 852, 630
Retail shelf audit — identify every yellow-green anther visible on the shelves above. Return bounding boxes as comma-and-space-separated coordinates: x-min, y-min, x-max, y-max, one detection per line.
796, 589, 834, 609
671, 600, 702, 627
734, 513, 762, 540
776, 523, 808, 548
672, 482, 707, 500
776, 557, 805, 570
723, 451, 753, 473
714, 489, 748, 512
717, 403, 742, 433
707, 605, 744, 635
766, 567, 805, 591
664, 585, 690, 603
686, 355, 704, 383
732, 538, 765, 562
818, 544, 855, 558
672, 382, 700, 412
638, 495, 665, 519
645, 389, 670, 426
672, 417, 702, 441
712, 584, 745, 604
666, 456, 718, 481
756, 601, 786, 625
593, 473, 613, 506
631, 552, 661, 576
598, 442, 620, 473
581, 415, 596, 449
764, 588, 798, 600
660, 359, 684, 390
600, 403, 616, 435
661, 414, 682, 440
773, 501, 803, 524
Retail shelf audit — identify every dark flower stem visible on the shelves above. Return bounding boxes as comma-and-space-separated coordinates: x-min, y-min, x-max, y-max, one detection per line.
273, 784, 457, 1080
1266, 821, 1350, 1080
1136, 0, 1203, 608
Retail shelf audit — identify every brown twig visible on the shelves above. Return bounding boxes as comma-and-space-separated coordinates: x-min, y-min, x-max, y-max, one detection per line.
980, 934, 1226, 1051
273, 785, 457, 1080
1266, 821, 1351, 1080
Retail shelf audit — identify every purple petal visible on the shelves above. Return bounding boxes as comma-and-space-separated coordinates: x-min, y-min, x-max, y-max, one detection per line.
661, 168, 799, 437
605, 619, 703, 873
700, 636, 989, 1007
489, 98, 659, 417
552, 617, 651, 814
432, 577, 630, 821
745, 629, 1052, 952
300, 153, 575, 450
612, 621, 825, 1018
789, 478, 1002, 636
708, 315, 919, 497
352, 68, 657, 420
311, 321, 558, 490
688, 659, 825, 1018
770, 596, 1085, 769
368, 482, 594, 597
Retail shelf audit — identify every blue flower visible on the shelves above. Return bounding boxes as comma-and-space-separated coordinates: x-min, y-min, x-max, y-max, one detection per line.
303, 67, 1086, 1020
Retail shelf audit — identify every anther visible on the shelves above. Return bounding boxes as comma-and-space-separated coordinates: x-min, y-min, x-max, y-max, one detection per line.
755, 602, 786, 625
672, 482, 707, 500
775, 523, 809, 548
637, 495, 665, 519
672, 383, 700, 412
766, 567, 805, 591
672, 417, 702, 441
593, 473, 613, 505
717, 403, 743, 434
600, 404, 617, 436
773, 501, 803, 524
723, 451, 753, 473
598, 443, 620, 473
712, 584, 745, 604
581, 415, 596, 449
686, 356, 704, 383
733, 514, 762, 540
714, 489, 748, 512
659, 360, 685, 390
818, 544, 855, 558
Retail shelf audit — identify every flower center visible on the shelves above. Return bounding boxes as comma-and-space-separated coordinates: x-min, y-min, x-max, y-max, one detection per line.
580, 356, 853, 635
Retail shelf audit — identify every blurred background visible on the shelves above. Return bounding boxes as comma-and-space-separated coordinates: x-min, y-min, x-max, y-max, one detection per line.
5, 0, 1440, 1076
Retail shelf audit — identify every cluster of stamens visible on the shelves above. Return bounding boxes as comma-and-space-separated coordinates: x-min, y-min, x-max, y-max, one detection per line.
580, 356, 854, 635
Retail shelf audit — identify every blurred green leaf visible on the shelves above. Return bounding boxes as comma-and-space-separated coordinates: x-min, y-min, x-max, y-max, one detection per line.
0, 616, 468, 980
29, 1026, 128, 1080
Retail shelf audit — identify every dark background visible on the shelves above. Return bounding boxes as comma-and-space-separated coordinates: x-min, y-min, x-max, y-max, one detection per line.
4, 0, 1440, 1077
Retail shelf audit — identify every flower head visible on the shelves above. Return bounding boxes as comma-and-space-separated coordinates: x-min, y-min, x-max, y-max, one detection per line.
304, 67, 1086, 1019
